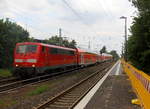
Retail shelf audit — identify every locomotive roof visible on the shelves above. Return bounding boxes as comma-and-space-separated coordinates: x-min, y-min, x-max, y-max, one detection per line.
102, 53, 112, 57
16, 42, 76, 51
76, 48, 85, 52
76, 48, 99, 55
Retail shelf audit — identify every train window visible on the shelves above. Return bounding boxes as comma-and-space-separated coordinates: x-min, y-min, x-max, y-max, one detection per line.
65, 50, 69, 55
64, 50, 68, 55
62, 49, 66, 54
41, 46, 45, 52
56, 49, 66, 55
27, 45, 37, 53
62, 49, 70, 55
16, 45, 37, 53
70, 51, 72, 55
16, 45, 26, 53
70, 51, 74, 55
51, 48, 58, 54
50, 48, 75, 55
58, 49, 63, 54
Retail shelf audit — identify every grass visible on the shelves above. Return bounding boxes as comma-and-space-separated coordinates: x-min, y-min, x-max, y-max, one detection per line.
0, 100, 4, 105
0, 69, 12, 77
0, 99, 17, 108
28, 85, 49, 96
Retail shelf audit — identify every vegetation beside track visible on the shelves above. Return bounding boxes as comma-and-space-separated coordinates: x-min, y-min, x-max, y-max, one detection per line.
0, 69, 12, 77
0, 98, 17, 108
28, 85, 49, 96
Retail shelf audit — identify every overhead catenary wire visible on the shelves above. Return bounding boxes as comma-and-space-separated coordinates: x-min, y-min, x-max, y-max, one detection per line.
61, 0, 100, 37
7, 0, 95, 39
101, 0, 115, 18
61, 0, 88, 26
61, 0, 123, 54
61, 0, 101, 36
96, 0, 114, 20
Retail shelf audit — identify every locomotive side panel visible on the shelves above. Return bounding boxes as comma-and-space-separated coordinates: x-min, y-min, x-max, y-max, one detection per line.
36, 46, 78, 74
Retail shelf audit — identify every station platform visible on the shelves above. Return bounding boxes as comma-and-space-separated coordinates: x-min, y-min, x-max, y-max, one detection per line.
74, 60, 141, 109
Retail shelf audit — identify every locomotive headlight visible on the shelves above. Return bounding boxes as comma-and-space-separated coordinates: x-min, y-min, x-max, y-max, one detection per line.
16, 64, 18, 67
26, 59, 37, 63
32, 64, 35, 67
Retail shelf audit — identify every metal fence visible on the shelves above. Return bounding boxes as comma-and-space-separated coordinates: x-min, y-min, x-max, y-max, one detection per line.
121, 60, 150, 109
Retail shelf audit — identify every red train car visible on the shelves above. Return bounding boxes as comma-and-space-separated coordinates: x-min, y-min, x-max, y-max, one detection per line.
97, 54, 103, 63
76, 48, 98, 67
101, 53, 113, 62
13, 42, 77, 77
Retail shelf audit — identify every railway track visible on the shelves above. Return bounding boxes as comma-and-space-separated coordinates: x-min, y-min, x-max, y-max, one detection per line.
0, 77, 19, 86
0, 67, 81, 93
33, 63, 112, 109
0, 62, 108, 93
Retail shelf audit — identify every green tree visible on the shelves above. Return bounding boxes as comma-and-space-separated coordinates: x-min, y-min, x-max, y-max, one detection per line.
68, 40, 77, 48
0, 18, 29, 68
109, 50, 119, 61
44, 36, 77, 48
99, 46, 107, 54
127, 0, 150, 73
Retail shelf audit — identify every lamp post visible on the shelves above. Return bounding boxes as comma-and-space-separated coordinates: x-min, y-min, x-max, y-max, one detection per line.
120, 16, 127, 61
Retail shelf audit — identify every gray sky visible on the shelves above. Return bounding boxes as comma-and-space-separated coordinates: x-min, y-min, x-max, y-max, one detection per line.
0, 0, 136, 55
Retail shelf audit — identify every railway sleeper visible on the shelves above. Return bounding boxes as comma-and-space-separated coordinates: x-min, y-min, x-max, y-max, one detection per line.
53, 101, 73, 105
64, 94, 80, 97
57, 99, 76, 103
62, 95, 80, 99
48, 104, 71, 109
69, 88, 86, 92
66, 93, 81, 96
59, 97, 77, 100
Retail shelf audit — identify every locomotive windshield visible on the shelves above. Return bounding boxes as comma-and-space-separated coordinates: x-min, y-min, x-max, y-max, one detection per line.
16, 45, 37, 53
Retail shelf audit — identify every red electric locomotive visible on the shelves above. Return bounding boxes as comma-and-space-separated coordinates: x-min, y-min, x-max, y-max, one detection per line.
13, 42, 77, 77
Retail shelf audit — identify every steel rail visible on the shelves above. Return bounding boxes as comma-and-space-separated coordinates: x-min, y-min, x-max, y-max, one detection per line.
0, 77, 19, 86
32, 64, 112, 109
0, 67, 80, 93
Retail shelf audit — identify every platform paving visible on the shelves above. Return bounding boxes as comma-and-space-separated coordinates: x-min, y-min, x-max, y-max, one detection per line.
74, 61, 141, 109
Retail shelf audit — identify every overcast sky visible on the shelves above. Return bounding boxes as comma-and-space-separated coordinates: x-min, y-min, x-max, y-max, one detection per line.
0, 0, 136, 55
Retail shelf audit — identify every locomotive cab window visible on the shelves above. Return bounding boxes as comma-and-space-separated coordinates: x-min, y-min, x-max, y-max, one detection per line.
16, 45, 37, 53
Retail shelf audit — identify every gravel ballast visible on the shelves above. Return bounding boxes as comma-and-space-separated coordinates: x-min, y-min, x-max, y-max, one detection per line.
0, 62, 112, 109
